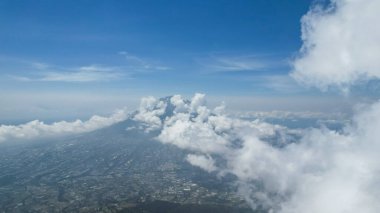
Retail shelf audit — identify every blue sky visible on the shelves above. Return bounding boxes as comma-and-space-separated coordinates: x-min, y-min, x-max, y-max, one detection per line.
0, 0, 357, 122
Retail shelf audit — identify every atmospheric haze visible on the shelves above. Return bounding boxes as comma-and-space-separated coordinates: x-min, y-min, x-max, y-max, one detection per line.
1, 0, 380, 212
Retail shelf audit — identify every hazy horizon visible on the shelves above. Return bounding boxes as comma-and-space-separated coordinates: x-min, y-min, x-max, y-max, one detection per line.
1, 0, 380, 212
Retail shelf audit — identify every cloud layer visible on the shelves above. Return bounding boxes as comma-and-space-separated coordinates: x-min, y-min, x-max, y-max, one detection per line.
291, 0, 380, 91
0, 109, 128, 142
129, 93, 380, 213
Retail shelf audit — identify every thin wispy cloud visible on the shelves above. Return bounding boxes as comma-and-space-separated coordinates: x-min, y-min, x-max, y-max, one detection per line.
198, 54, 286, 73
12, 64, 125, 82
2, 53, 171, 84
31, 62, 49, 70
119, 51, 147, 66
119, 51, 171, 71
257, 75, 304, 93
39, 70, 122, 82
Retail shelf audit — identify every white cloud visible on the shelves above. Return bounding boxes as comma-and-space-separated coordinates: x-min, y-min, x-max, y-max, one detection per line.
291, 0, 380, 91
170, 94, 189, 113
234, 110, 347, 120
31, 62, 49, 70
12, 64, 124, 82
41, 65, 123, 82
186, 154, 217, 172
277, 103, 380, 212
0, 108, 129, 142
40, 71, 121, 82
128, 93, 380, 213
198, 54, 283, 72
209, 56, 266, 71
132, 96, 167, 132
119, 51, 171, 71
282, 1, 380, 210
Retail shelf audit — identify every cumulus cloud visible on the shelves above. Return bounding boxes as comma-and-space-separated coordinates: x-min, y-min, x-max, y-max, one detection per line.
186, 154, 217, 172
291, 0, 380, 90
132, 96, 167, 132
144, 93, 380, 213
283, 1, 380, 210
278, 103, 380, 212
0, 109, 129, 142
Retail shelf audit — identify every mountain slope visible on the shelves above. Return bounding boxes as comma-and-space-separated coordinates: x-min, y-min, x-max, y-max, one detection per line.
0, 116, 251, 212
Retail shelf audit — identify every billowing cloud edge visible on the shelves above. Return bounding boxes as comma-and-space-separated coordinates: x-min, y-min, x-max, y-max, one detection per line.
132, 93, 380, 213
291, 0, 380, 91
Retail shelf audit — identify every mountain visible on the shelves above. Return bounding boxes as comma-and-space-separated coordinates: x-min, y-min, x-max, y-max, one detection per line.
0, 97, 254, 213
